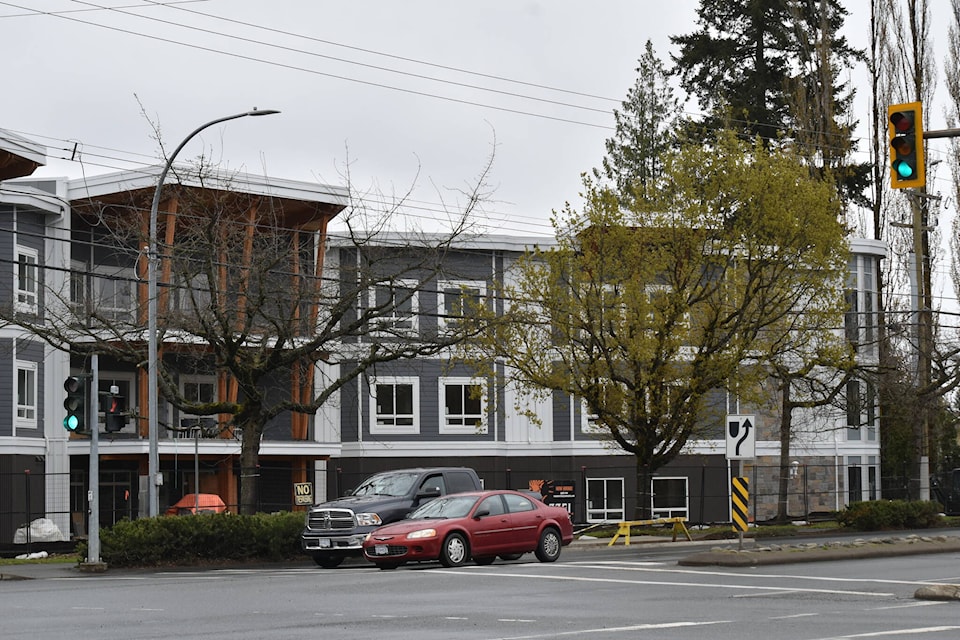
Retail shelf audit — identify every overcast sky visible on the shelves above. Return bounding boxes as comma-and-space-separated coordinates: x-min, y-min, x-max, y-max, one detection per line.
1, 0, 951, 241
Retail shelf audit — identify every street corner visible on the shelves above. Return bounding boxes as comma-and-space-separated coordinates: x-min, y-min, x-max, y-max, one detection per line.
915, 584, 960, 601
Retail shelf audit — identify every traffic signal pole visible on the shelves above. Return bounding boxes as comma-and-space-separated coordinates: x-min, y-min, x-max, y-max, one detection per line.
888, 100, 960, 502
83, 354, 104, 569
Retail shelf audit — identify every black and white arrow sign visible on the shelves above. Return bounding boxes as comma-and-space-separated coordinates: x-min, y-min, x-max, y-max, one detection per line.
725, 414, 756, 460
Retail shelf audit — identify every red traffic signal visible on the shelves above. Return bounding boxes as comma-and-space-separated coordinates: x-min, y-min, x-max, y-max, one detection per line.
887, 102, 925, 189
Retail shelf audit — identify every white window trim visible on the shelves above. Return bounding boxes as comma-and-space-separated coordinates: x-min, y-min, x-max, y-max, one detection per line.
438, 280, 485, 332
580, 398, 604, 435
370, 376, 420, 435
440, 376, 487, 434
369, 279, 419, 336
15, 246, 39, 314
586, 477, 625, 523
15, 360, 37, 427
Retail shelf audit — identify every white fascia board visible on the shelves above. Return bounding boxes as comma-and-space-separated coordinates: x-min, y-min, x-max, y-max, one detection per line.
0, 129, 47, 167
326, 231, 556, 253
66, 165, 349, 208
849, 237, 888, 260
0, 181, 66, 214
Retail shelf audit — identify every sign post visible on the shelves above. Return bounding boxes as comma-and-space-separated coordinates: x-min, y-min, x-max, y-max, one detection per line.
726, 415, 756, 550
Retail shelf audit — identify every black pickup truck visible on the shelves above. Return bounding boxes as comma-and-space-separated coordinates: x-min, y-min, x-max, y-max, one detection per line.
301, 467, 483, 568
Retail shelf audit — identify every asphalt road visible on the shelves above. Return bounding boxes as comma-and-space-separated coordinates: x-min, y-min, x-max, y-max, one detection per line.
3, 535, 960, 640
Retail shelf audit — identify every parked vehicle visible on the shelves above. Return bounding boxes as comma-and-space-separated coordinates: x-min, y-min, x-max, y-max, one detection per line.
362, 489, 574, 570
301, 467, 483, 568
164, 493, 227, 516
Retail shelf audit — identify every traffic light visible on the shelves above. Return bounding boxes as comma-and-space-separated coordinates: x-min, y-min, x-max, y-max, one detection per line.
63, 376, 85, 432
104, 394, 127, 433
888, 101, 925, 189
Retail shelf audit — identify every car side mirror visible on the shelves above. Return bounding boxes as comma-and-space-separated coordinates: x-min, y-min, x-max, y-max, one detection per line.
473, 509, 490, 519
416, 488, 441, 500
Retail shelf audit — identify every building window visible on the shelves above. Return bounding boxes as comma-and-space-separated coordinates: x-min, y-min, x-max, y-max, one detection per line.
370, 377, 419, 434
440, 377, 486, 434
652, 477, 688, 519
845, 255, 879, 356
16, 361, 37, 425
176, 377, 218, 438
90, 267, 136, 323
439, 281, 484, 331
846, 378, 877, 441
846, 456, 879, 504
15, 247, 39, 313
586, 477, 624, 523
370, 280, 418, 335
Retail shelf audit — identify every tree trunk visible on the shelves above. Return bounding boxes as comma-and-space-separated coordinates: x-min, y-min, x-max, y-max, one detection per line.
634, 459, 653, 520
239, 420, 262, 515
775, 380, 793, 522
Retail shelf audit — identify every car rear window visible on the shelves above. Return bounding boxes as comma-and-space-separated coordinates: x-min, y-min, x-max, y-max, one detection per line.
446, 471, 478, 493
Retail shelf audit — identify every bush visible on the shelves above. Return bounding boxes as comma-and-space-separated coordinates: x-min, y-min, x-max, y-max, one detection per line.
837, 500, 944, 531
78, 511, 307, 567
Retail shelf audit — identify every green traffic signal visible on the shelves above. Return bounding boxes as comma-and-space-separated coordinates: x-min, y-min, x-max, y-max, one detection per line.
63, 376, 85, 432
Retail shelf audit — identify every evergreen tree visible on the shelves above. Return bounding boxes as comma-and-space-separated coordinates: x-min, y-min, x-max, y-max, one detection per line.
593, 40, 681, 205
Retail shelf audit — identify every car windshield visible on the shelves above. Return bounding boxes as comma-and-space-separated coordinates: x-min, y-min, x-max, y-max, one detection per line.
351, 472, 419, 497
408, 495, 478, 519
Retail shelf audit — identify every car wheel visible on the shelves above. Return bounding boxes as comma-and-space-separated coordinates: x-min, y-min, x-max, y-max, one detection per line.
313, 554, 344, 569
439, 532, 469, 567
499, 553, 523, 561
376, 563, 400, 570
473, 556, 496, 566
535, 528, 562, 563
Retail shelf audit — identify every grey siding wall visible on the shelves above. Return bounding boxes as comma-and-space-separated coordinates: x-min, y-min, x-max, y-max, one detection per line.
0, 338, 11, 436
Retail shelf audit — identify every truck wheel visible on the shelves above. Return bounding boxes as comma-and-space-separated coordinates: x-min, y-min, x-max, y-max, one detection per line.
499, 553, 523, 561
534, 528, 562, 563
473, 556, 495, 566
439, 532, 469, 567
313, 554, 343, 569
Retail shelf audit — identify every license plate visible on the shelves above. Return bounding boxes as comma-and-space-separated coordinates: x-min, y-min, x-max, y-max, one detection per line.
375, 545, 388, 555
318, 538, 331, 548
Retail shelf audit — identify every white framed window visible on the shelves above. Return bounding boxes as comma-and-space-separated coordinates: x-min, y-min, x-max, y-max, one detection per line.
16, 361, 37, 426
846, 456, 879, 504
652, 477, 688, 519
15, 246, 39, 313
173, 272, 213, 316
91, 266, 136, 323
439, 280, 484, 331
175, 376, 218, 438
586, 477, 624, 523
440, 377, 486, 434
846, 378, 877, 442
645, 283, 690, 328
370, 377, 419, 434
369, 280, 418, 335
580, 398, 603, 435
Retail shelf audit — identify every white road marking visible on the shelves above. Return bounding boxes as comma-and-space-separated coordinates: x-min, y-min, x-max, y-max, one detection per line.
564, 561, 947, 587
809, 626, 960, 639
439, 569, 895, 597
480, 619, 731, 640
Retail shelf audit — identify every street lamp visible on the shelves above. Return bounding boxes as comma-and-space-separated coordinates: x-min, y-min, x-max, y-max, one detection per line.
147, 108, 279, 517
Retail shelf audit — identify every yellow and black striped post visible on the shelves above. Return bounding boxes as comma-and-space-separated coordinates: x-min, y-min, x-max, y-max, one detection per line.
731, 476, 749, 533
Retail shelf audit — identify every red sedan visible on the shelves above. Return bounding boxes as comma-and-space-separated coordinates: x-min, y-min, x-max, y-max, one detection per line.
362, 490, 574, 570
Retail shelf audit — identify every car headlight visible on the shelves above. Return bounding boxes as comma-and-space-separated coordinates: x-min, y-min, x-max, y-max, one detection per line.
406, 528, 437, 540
356, 513, 382, 527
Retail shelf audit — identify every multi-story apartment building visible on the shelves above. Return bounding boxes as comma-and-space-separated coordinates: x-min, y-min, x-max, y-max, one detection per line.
317, 233, 886, 524
0, 128, 884, 544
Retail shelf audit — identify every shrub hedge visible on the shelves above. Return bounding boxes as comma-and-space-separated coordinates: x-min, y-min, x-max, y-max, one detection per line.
836, 500, 944, 531
78, 511, 307, 567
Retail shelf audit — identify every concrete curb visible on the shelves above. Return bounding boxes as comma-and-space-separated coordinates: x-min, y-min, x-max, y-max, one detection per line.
679, 536, 960, 567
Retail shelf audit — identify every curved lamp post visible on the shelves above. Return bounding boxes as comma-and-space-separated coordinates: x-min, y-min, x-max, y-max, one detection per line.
147, 109, 279, 517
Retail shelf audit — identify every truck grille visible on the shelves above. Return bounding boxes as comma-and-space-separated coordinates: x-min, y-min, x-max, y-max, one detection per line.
306, 508, 356, 532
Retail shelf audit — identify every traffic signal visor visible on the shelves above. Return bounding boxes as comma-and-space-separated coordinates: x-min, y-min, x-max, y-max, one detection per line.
888, 101, 925, 189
